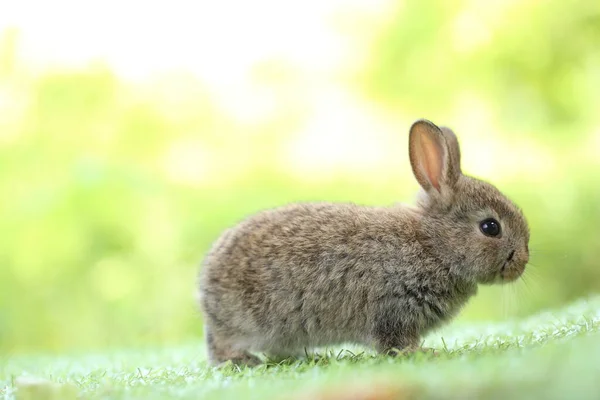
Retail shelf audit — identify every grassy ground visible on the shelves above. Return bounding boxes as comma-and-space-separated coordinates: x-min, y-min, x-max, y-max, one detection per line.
2, 296, 600, 400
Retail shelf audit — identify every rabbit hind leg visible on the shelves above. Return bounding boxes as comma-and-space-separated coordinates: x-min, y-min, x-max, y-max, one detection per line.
205, 326, 262, 367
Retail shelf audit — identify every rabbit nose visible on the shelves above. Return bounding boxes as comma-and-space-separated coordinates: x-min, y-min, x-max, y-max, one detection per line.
506, 250, 515, 262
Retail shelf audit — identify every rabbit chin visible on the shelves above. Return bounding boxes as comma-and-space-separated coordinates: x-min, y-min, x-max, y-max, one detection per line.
484, 264, 526, 285
500, 264, 526, 283
478, 265, 525, 285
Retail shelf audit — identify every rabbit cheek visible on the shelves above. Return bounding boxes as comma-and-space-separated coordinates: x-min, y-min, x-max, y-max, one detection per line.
477, 267, 500, 285
469, 248, 503, 284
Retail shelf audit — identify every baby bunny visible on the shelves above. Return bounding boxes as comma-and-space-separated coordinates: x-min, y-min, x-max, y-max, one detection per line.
198, 119, 530, 366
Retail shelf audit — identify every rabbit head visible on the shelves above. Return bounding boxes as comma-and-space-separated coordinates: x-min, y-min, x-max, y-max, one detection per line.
409, 119, 530, 285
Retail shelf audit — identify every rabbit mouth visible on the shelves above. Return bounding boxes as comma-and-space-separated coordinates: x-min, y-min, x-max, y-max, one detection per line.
500, 261, 507, 271
499, 250, 524, 282
500, 261, 525, 282
500, 260, 510, 276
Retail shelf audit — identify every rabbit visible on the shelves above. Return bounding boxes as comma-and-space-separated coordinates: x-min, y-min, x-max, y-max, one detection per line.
197, 119, 530, 366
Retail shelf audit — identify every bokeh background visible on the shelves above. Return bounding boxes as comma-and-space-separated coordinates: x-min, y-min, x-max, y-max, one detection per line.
1, 0, 599, 354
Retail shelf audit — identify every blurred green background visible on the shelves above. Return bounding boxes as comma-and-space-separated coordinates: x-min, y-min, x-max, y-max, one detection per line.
1, 0, 599, 354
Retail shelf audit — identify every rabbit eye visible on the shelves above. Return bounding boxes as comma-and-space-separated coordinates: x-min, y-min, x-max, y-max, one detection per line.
480, 218, 501, 237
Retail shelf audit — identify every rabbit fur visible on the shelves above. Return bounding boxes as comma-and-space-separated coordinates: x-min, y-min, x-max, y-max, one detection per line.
198, 119, 530, 366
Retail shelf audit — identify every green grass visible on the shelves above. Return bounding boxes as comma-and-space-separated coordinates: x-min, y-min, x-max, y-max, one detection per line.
2, 296, 600, 400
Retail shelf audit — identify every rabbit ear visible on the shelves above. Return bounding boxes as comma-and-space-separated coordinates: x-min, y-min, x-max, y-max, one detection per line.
440, 126, 462, 181
409, 119, 461, 193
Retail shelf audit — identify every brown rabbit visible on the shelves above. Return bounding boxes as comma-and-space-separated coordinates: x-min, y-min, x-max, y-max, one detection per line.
198, 119, 530, 366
